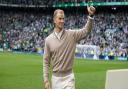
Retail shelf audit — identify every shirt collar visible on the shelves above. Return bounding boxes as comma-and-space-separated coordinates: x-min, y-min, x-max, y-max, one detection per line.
54, 30, 63, 40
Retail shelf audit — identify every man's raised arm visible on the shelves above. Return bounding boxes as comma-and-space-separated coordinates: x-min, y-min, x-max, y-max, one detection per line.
71, 6, 96, 42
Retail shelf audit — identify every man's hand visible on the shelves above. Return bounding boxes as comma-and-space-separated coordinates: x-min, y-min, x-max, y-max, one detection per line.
45, 81, 51, 89
87, 6, 96, 15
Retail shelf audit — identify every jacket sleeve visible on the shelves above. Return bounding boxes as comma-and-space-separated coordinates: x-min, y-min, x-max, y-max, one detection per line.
43, 39, 51, 83
72, 16, 93, 42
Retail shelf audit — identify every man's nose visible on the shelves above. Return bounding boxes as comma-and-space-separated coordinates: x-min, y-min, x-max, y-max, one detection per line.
60, 19, 64, 23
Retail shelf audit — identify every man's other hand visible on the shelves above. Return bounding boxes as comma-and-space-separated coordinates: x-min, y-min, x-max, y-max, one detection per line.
45, 81, 51, 89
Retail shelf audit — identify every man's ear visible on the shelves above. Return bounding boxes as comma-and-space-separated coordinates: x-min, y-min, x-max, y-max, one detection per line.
53, 17, 55, 23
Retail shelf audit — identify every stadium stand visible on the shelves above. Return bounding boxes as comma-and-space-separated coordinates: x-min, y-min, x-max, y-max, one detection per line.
0, 0, 128, 5
0, 1, 127, 59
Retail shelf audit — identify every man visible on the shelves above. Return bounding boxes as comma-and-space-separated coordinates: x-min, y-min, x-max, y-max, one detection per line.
43, 6, 96, 89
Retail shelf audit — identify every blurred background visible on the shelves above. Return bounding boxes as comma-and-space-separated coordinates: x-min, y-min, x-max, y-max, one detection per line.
0, 0, 127, 60
0, 0, 128, 89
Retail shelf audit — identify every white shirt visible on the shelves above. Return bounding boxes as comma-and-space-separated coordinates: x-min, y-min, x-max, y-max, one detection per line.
54, 30, 63, 40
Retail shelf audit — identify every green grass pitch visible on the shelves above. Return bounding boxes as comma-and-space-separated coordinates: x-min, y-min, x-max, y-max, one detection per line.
0, 52, 128, 89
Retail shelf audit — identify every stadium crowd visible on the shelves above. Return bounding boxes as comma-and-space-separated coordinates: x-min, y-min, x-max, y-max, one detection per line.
53, 0, 128, 3
0, 11, 53, 52
0, 0, 127, 5
0, 9, 127, 57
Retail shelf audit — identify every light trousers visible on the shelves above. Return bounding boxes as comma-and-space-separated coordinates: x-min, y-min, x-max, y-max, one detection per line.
52, 73, 75, 89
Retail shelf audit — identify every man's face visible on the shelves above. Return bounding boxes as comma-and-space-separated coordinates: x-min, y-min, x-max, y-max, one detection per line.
54, 10, 65, 30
